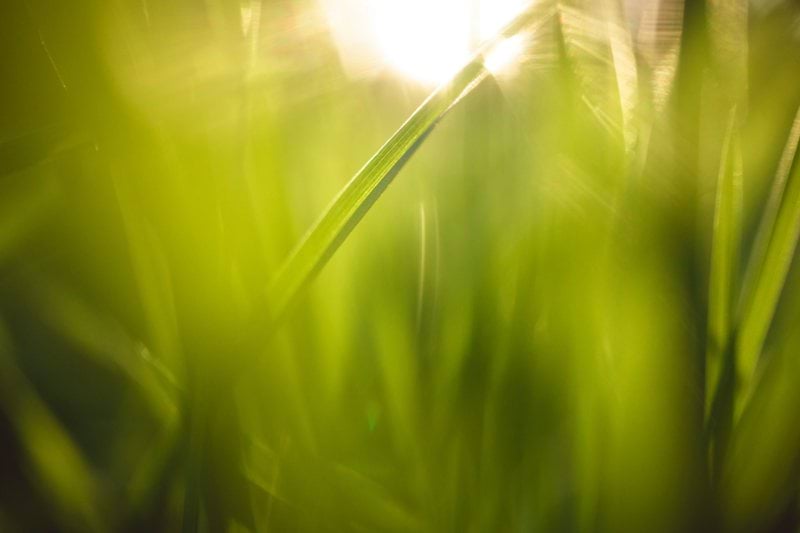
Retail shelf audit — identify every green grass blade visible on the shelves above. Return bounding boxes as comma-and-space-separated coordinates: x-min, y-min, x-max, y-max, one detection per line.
20, 273, 180, 421
706, 0, 748, 112
735, 106, 800, 418
740, 109, 800, 308
244, 437, 425, 532
558, 3, 638, 152
0, 323, 106, 533
113, 174, 184, 389
705, 109, 743, 463
262, 3, 550, 324
264, 59, 484, 319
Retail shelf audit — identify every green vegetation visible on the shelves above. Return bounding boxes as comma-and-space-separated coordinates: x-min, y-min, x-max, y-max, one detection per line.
2, 0, 800, 531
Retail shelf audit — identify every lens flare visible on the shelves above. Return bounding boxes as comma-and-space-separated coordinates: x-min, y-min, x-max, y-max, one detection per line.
484, 35, 527, 75
322, 0, 530, 85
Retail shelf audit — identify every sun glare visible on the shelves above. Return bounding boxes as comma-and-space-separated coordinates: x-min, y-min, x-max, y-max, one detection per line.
321, 0, 530, 85
484, 34, 527, 75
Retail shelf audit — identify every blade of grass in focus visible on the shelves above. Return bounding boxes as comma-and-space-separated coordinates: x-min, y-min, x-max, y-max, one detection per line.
735, 106, 800, 419
263, 60, 483, 319
260, 3, 552, 327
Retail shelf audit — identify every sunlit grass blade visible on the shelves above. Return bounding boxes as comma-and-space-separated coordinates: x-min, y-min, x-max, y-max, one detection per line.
264, 64, 480, 319
606, 12, 638, 157
557, 6, 613, 128
706, 0, 748, 111
261, 3, 551, 325
637, 0, 684, 115
735, 106, 800, 418
705, 110, 742, 459
557, 3, 637, 149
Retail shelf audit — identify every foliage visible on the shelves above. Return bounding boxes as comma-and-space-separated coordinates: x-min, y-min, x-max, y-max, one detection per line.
2, 0, 800, 531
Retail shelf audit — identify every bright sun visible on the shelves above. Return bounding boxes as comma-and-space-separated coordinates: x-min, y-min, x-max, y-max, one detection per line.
321, 0, 530, 85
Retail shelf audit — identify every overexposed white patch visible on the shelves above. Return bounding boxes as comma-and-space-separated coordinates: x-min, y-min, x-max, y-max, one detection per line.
320, 0, 530, 85
484, 34, 527, 75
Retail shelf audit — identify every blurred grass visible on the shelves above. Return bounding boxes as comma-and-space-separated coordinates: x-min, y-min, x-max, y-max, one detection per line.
2, 0, 800, 532
705, 109, 742, 477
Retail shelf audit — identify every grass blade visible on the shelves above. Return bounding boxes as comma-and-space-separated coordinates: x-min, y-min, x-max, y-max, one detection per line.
706, 0, 748, 112
262, 3, 551, 324
735, 106, 800, 418
637, 0, 684, 115
19, 273, 180, 420
0, 323, 106, 533
705, 109, 743, 469
264, 60, 483, 319
558, 3, 638, 152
